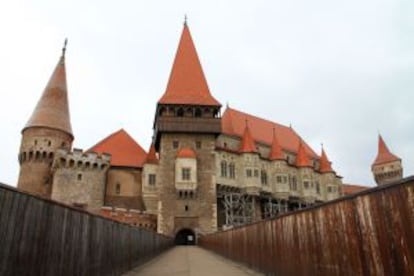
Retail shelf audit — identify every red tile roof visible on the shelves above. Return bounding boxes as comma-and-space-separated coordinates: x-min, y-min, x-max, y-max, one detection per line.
239, 123, 258, 153
269, 129, 284, 160
319, 148, 334, 173
89, 129, 147, 168
296, 141, 312, 167
372, 135, 400, 167
177, 148, 196, 159
24, 50, 73, 136
342, 184, 369, 196
222, 107, 317, 158
158, 23, 221, 106
145, 143, 159, 165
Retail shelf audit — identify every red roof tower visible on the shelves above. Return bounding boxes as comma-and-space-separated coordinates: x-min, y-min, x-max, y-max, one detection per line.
319, 148, 334, 173
269, 129, 284, 160
239, 121, 258, 153
372, 135, 401, 167
296, 141, 312, 168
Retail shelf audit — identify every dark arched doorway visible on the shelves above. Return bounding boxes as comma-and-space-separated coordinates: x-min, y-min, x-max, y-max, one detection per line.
175, 228, 196, 245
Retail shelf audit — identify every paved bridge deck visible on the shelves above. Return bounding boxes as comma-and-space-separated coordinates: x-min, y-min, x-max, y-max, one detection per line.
124, 246, 262, 276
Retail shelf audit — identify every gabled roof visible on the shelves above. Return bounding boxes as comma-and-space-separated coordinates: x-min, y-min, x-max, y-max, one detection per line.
269, 129, 284, 160
296, 141, 312, 168
239, 123, 258, 153
319, 148, 334, 173
158, 23, 221, 106
24, 44, 73, 137
145, 143, 159, 165
222, 107, 317, 158
89, 129, 147, 168
177, 148, 196, 159
372, 135, 401, 167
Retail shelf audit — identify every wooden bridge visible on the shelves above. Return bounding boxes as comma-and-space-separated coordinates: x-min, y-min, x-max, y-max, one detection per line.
1, 177, 413, 275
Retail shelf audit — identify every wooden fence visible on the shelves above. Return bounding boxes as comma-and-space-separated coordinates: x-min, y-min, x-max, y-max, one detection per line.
0, 183, 173, 276
200, 177, 414, 276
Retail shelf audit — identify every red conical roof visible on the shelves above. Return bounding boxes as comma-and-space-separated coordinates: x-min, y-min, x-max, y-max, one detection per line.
372, 135, 400, 167
145, 143, 159, 164
319, 148, 334, 173
88, 129, 147, 168
269, 129, 284, 160
24, 46, 73, 137
158, 23, 221, 106
239, 122, 258, 153
296, 141, 312, 168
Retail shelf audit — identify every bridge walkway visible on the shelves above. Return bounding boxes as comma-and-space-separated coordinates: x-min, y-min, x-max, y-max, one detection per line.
124, 246, 262, 276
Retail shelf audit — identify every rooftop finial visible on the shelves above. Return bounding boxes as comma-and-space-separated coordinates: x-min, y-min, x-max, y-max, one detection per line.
184, 14, 188, 25
62, 38, 68, 58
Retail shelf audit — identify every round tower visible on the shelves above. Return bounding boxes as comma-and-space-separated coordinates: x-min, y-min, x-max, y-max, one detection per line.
17, 41, 73, 197
371, 135, 402, 185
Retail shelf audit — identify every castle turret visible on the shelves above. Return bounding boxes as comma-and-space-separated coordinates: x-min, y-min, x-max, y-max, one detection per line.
17, 40, 74, 197
372, 135, 402, 185
153, 21, 222, 237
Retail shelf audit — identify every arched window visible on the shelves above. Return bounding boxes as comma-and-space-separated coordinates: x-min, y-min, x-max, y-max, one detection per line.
115, 183, 121, 195
220, 161, 227, 177
229, 163, 235, 179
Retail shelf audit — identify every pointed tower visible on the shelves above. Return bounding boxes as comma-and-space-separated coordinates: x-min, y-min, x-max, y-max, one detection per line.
295, 141, 312, 168
269, 129, 284, 161
319, 148, 334, 173
17, 40, 74, 197
371, 135, 402, 185
153, 22, 221, 237
239, 122, 258, 154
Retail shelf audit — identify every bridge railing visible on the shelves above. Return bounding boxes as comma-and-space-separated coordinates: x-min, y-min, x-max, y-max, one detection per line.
199, 177, 414, 276
0, 183, 173, 276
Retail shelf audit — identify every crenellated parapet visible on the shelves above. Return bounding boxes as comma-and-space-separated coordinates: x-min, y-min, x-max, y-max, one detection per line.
53, 148, 110, 171
51, 148, 110, 212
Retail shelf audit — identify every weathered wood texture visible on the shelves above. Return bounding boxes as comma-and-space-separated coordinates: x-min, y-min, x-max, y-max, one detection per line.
0, 183, 173, 276
200, 177, 414, 276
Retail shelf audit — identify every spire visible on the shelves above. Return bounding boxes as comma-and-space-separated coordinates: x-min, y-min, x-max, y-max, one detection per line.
319, 147, 334, 173
269, 128, 284, 160
239, 120, 257, 153
23, 39, 73, 137
158, 23, 221, 106
372, 135, 400, 167
296, 140, 311, 168
145, 143, 159, 165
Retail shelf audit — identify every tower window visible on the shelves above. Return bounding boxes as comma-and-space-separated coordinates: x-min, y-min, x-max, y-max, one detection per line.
116, 183, 121, 194
173, 141, 179, 149
77, 174, 82, 181
196, 141, 202, 149
48, 141, 52, 146
148, 174, 156, 185
229, 163, 236, 179
182, 168, 191, 181
185, 205, 189, 211
220, 161, 227, 177
34, 140, 38, 146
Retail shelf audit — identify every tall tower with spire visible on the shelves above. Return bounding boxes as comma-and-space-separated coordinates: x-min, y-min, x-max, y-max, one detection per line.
153, 22, 221, 237
371, 135, 403, 185
17, 41, 74, 197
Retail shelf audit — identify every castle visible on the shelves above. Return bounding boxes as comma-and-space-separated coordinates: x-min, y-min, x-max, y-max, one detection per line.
16, 22, 403, 241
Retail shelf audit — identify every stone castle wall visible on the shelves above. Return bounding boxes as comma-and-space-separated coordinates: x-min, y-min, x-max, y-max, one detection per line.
157, 133, 218, 236
17, 127, 73, 197
51, 148, 109, 212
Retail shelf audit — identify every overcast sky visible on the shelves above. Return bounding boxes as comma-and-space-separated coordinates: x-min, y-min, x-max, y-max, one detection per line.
1, 0, 413, 187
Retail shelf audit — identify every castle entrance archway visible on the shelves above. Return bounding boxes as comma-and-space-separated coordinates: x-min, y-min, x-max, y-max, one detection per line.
175, 228, 196, 245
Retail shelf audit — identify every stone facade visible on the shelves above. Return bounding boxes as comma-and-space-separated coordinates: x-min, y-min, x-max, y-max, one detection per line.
51, 148, 109, 212
156, 134, 218, 236
18, 127, 73, 197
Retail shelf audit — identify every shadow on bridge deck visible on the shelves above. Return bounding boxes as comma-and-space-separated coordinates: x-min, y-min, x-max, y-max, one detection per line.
123, 246, 262, 276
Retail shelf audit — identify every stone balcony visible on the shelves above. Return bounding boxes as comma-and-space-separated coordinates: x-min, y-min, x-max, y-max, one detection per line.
175, 181, 197, 191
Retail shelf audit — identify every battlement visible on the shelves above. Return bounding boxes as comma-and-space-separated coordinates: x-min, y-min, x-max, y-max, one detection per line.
53, 148, 111, 170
